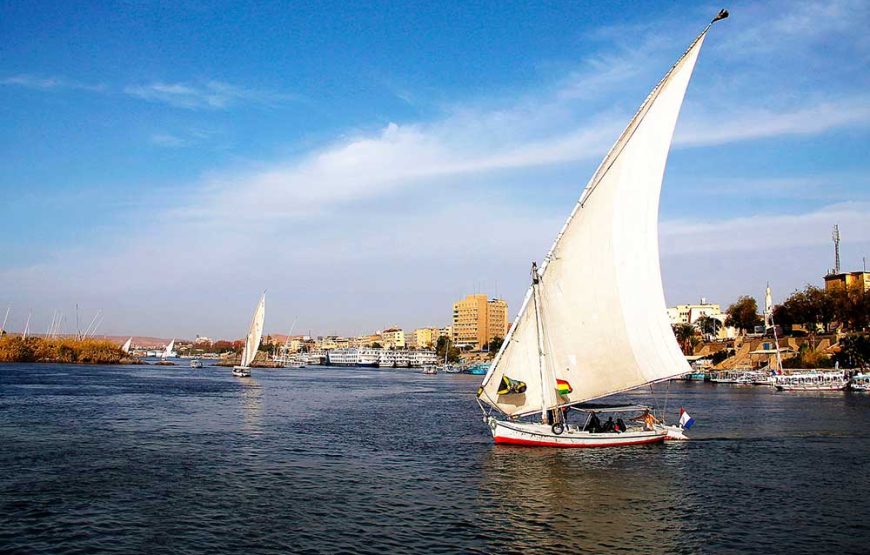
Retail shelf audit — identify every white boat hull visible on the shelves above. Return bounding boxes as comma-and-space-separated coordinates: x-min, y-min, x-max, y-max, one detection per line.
232, 366, 251, 378
775, 384, 846, 391
488, 418, 667, 448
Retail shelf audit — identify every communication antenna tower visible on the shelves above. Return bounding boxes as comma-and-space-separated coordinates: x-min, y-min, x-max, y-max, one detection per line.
832, 224, 841, 274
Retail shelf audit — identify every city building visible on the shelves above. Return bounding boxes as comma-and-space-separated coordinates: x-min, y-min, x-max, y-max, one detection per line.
667, 298, 722, 326
667, 298, 736, 339
824, 271, 870, 292
452, 294, 509, 349
406, 327, 439, 350
380, 328, 405, 349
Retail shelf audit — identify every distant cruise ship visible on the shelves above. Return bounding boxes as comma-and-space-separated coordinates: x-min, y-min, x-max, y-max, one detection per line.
327, 348, 438, 368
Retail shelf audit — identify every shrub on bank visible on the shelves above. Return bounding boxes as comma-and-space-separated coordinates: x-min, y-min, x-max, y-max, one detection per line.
0, 336, 124, 364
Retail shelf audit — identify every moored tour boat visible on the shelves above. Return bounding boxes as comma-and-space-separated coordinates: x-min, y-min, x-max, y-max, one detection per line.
476, 11, 730, 448
850, 374, 870, 391
190, 359, 203, 368
774, 371, 848, 391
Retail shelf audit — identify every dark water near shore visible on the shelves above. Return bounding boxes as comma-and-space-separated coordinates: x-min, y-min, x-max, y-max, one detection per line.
2, 363, 869, 554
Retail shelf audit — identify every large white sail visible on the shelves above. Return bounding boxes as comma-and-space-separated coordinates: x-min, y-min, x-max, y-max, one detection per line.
480, 26, 712, 417
122, 337, 132, 354
240, 293, 266, 368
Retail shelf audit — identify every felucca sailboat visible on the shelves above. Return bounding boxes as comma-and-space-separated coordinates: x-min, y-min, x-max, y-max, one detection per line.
477, 11, 729, 447
233, 292, 266, 378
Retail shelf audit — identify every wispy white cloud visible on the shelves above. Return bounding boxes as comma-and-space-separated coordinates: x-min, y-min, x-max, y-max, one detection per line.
676, 98, 870, 147
0, 74, 105, 92
123, 80, 297, 110
1, 74, 296, 112
661, 201, 870, 256
149, 128, 220, 148
674, 174, 870, 202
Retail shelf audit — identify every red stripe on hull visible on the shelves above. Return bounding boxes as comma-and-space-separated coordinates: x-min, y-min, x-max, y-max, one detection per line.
494, 435, 666, 448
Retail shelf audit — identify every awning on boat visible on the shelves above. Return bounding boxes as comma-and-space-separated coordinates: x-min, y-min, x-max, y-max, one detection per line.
748, 347, 792, 355
569, 404, 652, 413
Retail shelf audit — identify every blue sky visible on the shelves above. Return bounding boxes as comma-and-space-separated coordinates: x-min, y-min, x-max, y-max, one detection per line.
2, 0, 868, 339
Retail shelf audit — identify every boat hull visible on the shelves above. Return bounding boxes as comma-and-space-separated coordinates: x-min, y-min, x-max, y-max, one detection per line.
775, 384, 846, 391
232, 366, 251, 378
488, 418, 666, 448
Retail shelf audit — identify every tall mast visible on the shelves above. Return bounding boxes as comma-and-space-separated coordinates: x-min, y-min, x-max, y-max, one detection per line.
531, 263, 550, 424
1, 306, 9, 335
766, 283, 783, 373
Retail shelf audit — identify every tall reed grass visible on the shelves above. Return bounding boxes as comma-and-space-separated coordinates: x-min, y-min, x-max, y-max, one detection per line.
0, 336, 125, 364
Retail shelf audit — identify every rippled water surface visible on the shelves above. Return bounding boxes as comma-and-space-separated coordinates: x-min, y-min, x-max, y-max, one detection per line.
2, 363, 869, 553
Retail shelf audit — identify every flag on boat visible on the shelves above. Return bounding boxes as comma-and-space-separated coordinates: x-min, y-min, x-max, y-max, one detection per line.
498, 376, 527, 395
555, 379, 572, 395
679, 408, 695, 430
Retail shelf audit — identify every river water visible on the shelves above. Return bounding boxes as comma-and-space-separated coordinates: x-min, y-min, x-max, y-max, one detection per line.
1, 363, 869, 553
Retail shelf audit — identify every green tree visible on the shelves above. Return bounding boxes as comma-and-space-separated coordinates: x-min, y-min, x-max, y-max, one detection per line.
725, 296, 762, 334
695, 316, 720, 337
782, 285, 837, 333
435, 336, 461, 363
772, 303, 794, 334
672, 323, 697, 355
487, 336, 504, 354
834, 334, 870, 368
830, 284, 870, 332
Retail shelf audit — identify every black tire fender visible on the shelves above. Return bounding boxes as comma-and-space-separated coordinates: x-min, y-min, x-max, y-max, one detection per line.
551, 423, 564, 435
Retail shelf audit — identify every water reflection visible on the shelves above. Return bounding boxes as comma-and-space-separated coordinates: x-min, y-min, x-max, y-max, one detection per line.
239, 378, 263, 436
477, 445, 684, 552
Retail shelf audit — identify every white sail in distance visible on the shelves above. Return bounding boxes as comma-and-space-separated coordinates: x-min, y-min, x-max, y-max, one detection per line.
240, 293, 266, 368
480, 22, 719, 417
162, 339, 175, 359
122, 337, 132, 354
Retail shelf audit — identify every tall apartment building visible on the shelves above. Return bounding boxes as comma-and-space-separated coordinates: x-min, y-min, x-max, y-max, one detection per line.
452, 294, 509, 349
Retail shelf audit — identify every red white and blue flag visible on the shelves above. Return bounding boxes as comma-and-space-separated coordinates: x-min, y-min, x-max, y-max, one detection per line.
679, 408, 695, 430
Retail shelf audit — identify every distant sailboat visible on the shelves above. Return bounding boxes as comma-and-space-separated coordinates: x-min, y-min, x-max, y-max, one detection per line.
163, 339, 176, 359
233, 293, 266, 378
156, 339, 176, 365
121, 337, 133, 354
476, 11, 729, 447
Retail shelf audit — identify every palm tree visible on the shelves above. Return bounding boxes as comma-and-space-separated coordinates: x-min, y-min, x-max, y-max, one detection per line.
696, 316, 721, 338
672, 323, 697, 355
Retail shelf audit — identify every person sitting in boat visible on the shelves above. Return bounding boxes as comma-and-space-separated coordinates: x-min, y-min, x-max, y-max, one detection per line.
586, 411, 602, 433
615, 417, 627, 433
631, 409, 658, 431
602, 416, 615, 433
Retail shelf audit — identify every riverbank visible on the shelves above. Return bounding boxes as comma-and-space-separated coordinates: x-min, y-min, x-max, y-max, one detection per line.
0, 336, 132, 364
